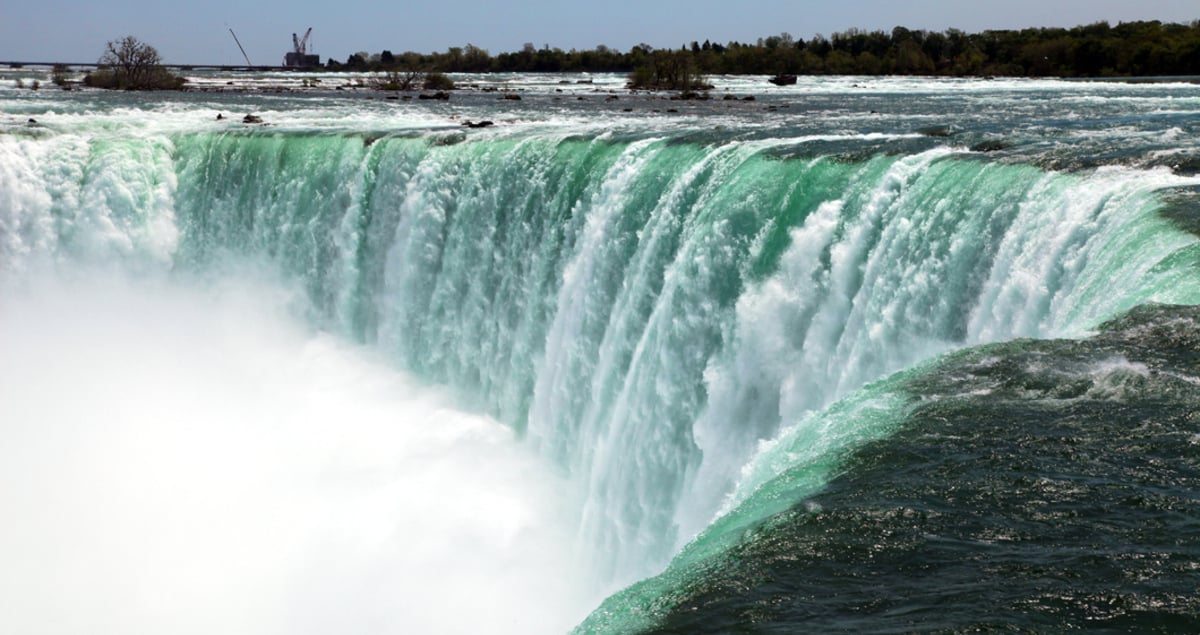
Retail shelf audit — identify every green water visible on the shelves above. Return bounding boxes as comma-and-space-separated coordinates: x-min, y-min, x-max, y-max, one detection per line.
158, 128, 1200, 588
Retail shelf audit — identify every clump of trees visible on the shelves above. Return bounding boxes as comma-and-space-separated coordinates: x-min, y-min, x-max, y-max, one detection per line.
370, 69, 456, 91
84, 36, 184, 90
627, 49, 713, 92
336, 20, 1199, 79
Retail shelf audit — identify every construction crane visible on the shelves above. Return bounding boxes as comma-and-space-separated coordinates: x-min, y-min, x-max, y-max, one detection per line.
293, 28, 311, 57
284, 28, 319, 67
228, 27, 253, 66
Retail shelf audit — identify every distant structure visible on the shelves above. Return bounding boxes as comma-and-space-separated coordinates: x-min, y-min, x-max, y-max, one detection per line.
284, 28, 320, 68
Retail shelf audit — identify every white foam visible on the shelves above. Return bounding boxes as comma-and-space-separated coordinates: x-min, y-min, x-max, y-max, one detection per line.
0, 269, 599, 635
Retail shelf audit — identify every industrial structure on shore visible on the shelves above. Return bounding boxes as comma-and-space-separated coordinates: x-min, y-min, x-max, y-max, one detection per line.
284, 28, 320, 68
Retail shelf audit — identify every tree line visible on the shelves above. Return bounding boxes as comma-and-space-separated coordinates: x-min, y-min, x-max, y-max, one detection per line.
328, 20, 1200, 78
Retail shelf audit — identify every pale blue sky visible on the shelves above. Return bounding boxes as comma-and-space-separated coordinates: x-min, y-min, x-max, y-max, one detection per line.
3, 0, 1196, 66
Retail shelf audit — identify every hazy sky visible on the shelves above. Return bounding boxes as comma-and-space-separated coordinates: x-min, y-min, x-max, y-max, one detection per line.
3, 0, 1196, 66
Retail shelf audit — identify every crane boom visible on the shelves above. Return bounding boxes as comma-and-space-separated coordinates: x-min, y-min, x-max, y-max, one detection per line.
297, 28, 312, 55
228, 27, 253, 66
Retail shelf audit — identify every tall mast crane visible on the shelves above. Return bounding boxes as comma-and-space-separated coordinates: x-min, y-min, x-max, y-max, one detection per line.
228, 27, 253, 66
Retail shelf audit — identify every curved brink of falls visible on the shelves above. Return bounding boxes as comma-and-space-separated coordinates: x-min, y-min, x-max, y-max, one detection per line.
6, 126, 1200, 611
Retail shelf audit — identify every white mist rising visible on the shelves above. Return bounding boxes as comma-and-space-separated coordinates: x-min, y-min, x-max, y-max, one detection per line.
0, 271, 599, 635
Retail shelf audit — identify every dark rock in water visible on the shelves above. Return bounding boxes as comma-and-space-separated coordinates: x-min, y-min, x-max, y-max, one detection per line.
971, 139, 1010, 152
723, 94, 739, 101
418, 91, 450, 100
462, 120, 494, 129
503, 93, 522, 100
27, 118, 37, 124
1156, 187, 1200, 235
742, 95, 756, 101
429, 133, 466, 147
769, 74, 798, 86
917, 125, 953, 137
242, 114, 263, 124
216, 113, 224, 120
1168, 156, 1200, 176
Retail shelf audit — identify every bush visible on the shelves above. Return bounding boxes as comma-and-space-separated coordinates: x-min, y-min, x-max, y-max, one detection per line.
84, 36, 184, 90
371, 69, 422, 91
422, 72, 456, 90
51, 65, 71, 87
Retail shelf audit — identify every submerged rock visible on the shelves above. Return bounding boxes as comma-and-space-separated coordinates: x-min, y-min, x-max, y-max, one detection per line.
971, 139, 1010, 152
916, 125, 953, 137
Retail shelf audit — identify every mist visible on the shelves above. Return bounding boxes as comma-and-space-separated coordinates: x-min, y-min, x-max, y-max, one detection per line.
0, 269, 598, 634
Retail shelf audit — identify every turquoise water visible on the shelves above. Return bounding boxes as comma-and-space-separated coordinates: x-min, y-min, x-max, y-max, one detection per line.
2, 73, 1199, 633
583, 304, 1200, 633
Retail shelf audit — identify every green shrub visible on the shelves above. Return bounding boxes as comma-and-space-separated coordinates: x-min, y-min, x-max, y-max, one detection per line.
422, 72, 456, 91
51, 65, 71, 87
372, 69, 421, 91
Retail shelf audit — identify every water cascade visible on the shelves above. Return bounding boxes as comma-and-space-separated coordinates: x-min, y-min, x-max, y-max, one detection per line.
3, 78, 1200, 632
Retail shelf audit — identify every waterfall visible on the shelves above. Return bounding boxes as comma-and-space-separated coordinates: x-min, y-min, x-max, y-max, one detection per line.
5, 126, 1199, 592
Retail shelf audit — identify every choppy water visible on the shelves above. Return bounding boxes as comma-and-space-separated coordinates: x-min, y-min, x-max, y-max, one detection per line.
2, 72, 1199, 633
